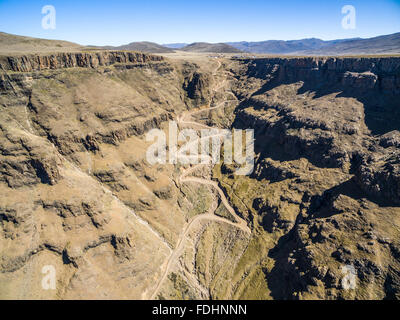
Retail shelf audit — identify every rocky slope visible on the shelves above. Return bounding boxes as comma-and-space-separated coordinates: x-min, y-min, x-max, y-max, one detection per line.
0, 50, 215, 299
0, 51, 399, 300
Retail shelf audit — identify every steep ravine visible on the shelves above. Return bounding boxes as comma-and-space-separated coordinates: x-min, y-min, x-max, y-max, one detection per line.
0, 53, 399, 299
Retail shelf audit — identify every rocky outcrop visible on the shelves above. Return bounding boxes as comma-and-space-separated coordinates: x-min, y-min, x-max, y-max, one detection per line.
234, 83, 371, 170
0, 51, 163, 72
380, 131, 400, 148
354, 152, 400, 205
233, 55, 400, 177
183, 71, 213, 105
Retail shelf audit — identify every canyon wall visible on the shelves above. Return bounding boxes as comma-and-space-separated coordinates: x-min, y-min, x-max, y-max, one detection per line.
0, 51, 164, 72
212, 55, 400, 299
241, 56, 400, 93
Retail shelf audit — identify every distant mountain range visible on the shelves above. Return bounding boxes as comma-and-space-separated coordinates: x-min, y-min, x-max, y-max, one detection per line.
226, 32, 400, 55
225, 38, 361, 54
1, 31, 399, 55
163, 32, 400, 55
180, 42, 242, 53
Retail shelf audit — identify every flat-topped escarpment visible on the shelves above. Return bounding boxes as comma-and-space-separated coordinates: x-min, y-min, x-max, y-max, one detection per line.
238, 56, 400, 93
0, 51, 164, 72
240, 56, 400, 73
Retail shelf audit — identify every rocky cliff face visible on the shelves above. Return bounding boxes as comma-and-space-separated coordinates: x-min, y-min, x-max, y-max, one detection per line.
232, 56, 400, 201
0, 51, 163, 72
0, 51, 215, 299
242, 57, 400, 93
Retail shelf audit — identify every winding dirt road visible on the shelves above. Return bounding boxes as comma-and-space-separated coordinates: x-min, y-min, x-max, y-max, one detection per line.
149, 59, 251, 300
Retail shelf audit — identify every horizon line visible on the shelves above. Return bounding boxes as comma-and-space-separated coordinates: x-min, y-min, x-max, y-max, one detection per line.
1, 30, 399, 47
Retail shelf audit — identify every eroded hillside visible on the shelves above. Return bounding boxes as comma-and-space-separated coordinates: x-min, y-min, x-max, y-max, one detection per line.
0, 52, 399, 299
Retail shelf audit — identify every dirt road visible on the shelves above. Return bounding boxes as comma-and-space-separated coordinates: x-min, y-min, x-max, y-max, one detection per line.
149, 59, 250, 300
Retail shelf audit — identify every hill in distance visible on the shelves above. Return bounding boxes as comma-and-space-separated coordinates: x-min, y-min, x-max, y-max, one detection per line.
111, 41, 175, 53
0, 32, 174, 55
1, 31, 399, 56
0, 32, 82, 54
180, 42, 243, 53
89, 41, 175, 53
312, 32, 400, 55
226, 38, 358, 54
163, 43, 188, 49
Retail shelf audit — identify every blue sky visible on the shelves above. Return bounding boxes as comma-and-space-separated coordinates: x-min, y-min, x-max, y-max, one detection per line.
0, 0, 399, 45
